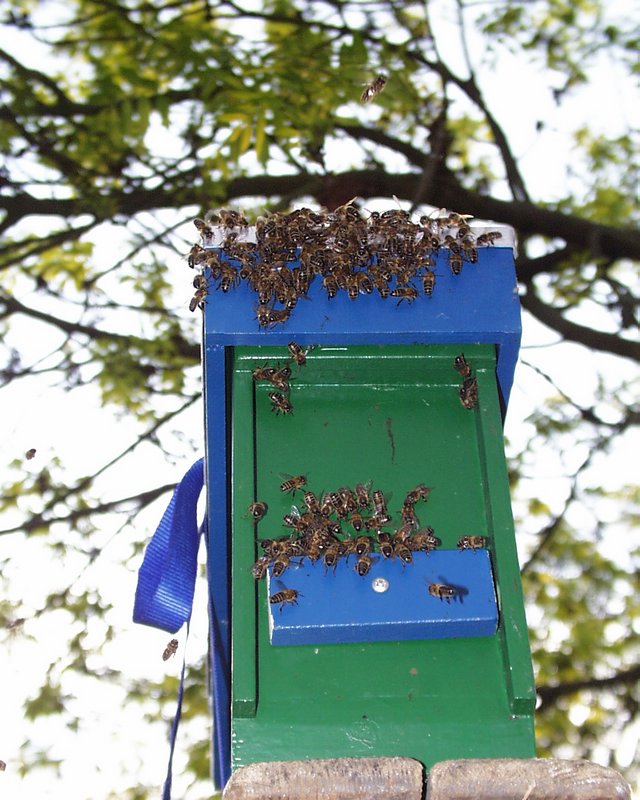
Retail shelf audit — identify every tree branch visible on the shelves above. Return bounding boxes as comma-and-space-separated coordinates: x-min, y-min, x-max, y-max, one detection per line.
537, 663, 640, 713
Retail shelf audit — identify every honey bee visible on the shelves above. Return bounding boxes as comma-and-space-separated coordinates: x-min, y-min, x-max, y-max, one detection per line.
404, 484, 432, 505
372, 489, 388, 516
303, 490, 321, 515
323, 273, 338, 299
400, 503, 419, 528
460, 235, 478, 264
360, 74, 387, 103
246, 501, 268, 522
392, 535, 413, 564
287, 341, 307, 366
269, 587, 301, 612
162, 638, 179, 661
280, 474, 307, 495
349, 511, 365, 533
251, 556, 270, 580
322, 542, 342, 574
354, 534, 374, 555
0, 760, 6, 771
354, 553, 376, 576
377, 531, 394, 559
269, 392, 293, 415
428, 583, 457, 603
453, 353, 471, 378
256, 304, 273, 327
365, 512, 392, 530
354, 481, 372, 508
193, 217, 214, 238
319, 493, 335, 517
187, 243, 207, 269
208, 208, 249, 228
457, 535, 486, 550
422, 269, 436, 297
252, 364, 278, 382
267, 307, 292, 327
189, 278, 209, 312
25, 448, 36, 460
449, 252, 463, 275
476, 231, 503, 246
409, 528, 440, 552
271, 553, 292, 577
459, 376, 478, 409
390, 285, 419, 305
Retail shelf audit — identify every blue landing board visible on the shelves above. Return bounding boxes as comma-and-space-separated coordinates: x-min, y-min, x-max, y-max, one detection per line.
267, 549, 498, 646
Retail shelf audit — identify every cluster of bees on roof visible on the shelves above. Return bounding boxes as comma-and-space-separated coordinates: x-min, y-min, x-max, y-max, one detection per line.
187, 203, 503, 325
248, 475, 486, 612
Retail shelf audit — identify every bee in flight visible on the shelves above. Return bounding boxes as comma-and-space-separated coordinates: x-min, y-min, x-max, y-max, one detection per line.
25, 448, 36, 460
360, 74, 387, 103
162, 638, 179, 661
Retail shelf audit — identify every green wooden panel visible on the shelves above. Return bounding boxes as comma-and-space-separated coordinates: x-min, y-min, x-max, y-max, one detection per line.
230, 344, 535, 770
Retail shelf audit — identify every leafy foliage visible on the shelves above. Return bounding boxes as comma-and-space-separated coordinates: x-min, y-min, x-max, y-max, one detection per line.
0, 0, 638, 797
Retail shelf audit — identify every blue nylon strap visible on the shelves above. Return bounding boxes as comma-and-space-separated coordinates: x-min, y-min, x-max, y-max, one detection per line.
133, 457, 205, 633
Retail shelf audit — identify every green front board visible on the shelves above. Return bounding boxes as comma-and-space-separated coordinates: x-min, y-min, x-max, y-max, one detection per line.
231, 344, 535, 770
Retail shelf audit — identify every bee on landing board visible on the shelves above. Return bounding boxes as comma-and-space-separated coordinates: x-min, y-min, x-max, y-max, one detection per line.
246, 501, 268, 522
428, 583, 457, 603
162, 638, 179, 661
269, 587, 301, 612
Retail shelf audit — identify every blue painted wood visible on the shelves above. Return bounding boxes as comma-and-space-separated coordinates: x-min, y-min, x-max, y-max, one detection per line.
203, 247, 521, 411
266, 549, 498, 646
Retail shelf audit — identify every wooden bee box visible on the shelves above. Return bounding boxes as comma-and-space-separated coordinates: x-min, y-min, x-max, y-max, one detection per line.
202, 245, 535, 787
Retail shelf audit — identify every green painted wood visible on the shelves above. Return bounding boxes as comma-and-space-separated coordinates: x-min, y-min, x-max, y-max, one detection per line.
230, 344, 535, 770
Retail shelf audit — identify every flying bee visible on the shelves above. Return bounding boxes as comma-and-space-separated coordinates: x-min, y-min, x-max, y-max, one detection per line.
453, 353, 471, 378
457, 535, 487, 550
162, 638, 179, 661
0, 760, 5, 771
459, 376, 479, 409
269, 587, 301, 612
209, 208, 249, 229
287, 341, 307, 366
280, 474, 307, 495
428, 583, 457, 603
476, 231, 503, 246
422, 269, 436, 297
354, 553, 376, 576
269, 392, 293, 415
246, 501, 268, 522
354, 481, 372, 509
251, 556, 271, 580
360, 73, 387, 103
25, 448, 36, 460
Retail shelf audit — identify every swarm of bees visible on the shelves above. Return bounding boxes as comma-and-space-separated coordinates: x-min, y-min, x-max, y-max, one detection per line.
252, 342, 309, 415
251, 479, 446, 583
188, 203, 503, 325
453, 352, 479, 410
